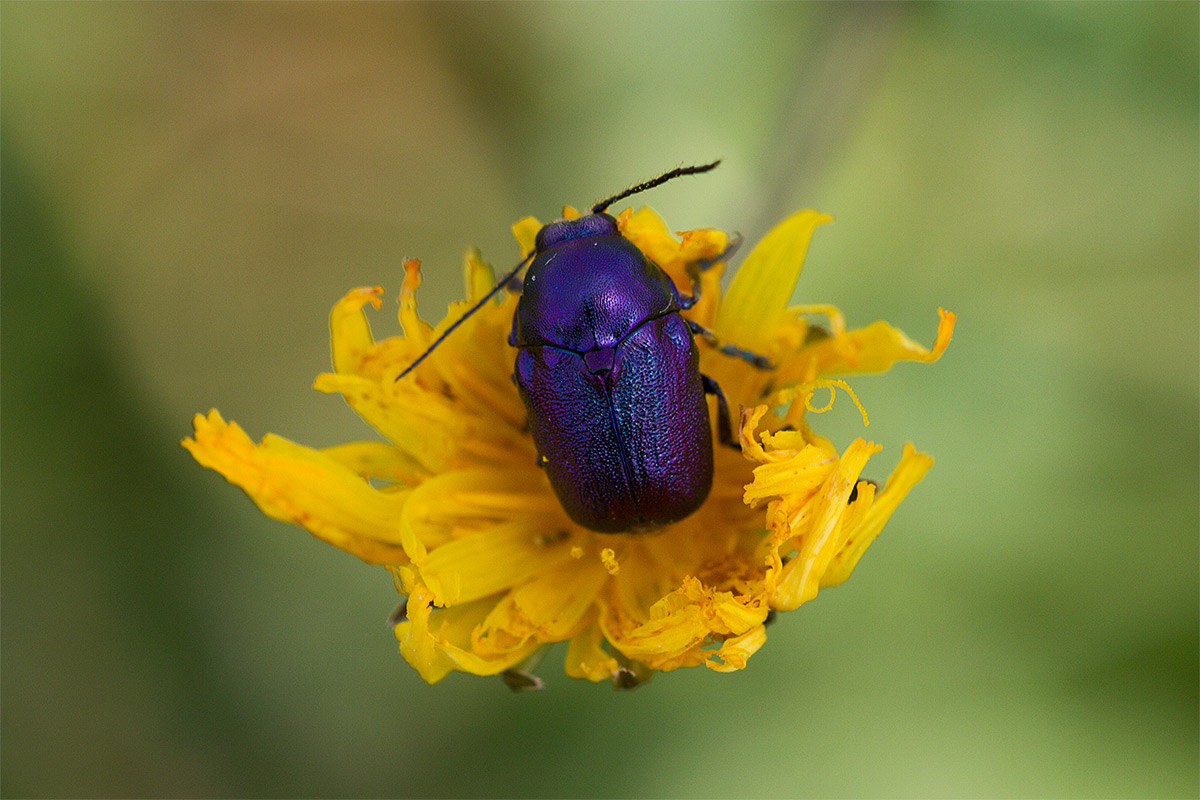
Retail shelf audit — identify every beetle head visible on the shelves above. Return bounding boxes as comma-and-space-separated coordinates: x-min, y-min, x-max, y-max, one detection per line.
534, 213, 618, 253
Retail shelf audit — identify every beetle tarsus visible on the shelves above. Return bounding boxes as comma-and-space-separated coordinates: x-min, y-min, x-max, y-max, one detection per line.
686, 319, 775, 370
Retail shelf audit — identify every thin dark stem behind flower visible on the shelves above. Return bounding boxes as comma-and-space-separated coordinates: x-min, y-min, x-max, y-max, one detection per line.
756, 2, 910, 233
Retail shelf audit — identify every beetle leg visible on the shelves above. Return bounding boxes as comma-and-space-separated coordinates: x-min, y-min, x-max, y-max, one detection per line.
678, 233, 743, 310
701, 374, 740, 450
687, 319, 774, 370
696, 231, 744, 272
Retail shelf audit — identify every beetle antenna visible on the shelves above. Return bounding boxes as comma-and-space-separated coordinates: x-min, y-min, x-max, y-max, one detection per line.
395, 250, 535, 382
591, 160, 721, 214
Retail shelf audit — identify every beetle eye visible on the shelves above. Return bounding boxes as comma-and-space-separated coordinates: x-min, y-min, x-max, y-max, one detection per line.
535, 214, 618, 251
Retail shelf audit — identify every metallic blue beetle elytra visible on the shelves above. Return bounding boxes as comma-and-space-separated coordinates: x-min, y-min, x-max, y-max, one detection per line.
398, 162, 771, 533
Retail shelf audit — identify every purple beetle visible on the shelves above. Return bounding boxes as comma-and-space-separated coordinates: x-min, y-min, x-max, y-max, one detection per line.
399, 162, 769, 533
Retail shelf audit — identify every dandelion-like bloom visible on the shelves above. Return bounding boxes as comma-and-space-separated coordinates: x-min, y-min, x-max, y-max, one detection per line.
184, 206, 954, 687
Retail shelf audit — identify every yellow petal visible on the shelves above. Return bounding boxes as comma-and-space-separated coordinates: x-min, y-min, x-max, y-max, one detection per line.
399, 466, 566, 553
329, 286, 384, 376
805, 308, 956, 376
320, 441, 427, 486
397, 257, 432, 346
822, 443, 933, 587
676, 230, 729, 327
182, 410, 409, 564
415, 516, 578, 607
601, 574, 769, 672
474, 556, 609, 655
320, 266, 528, 468
564, 617, 621, 682
314, 372, 457, 473
705, 624, 767, 673
616, 207, 674, 263
615, 207, 729, 295
600, 604, 709, 671
395, 585, 540, 682
393, 587, 456, 683
462, 248, 496, 303
512, 216, 541, 259
770, 437, 880, 610
715, 210, 833, 352
328, 279, 426, 384
743, 438, 837, 508
315, 316, 531, 473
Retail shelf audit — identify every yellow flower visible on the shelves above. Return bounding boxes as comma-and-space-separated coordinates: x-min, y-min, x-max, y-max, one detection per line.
183, 205, 954, 688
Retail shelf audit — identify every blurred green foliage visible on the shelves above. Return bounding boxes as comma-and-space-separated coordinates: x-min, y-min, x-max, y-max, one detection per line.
2, 3, 1196, 797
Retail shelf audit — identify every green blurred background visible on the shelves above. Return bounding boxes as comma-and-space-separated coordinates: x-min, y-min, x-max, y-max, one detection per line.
3, 3, 1196, 797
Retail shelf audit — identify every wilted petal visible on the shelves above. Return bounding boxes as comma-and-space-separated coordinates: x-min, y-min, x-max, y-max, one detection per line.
706, 624, 768, 673
805, 307, 957, 376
